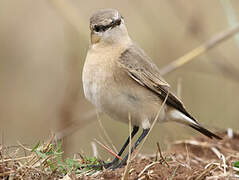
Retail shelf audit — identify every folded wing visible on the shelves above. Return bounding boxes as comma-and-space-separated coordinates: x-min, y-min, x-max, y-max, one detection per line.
118, 43, 221, 140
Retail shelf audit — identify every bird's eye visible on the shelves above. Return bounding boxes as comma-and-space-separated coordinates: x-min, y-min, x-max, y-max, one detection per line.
94, 25, 107, 32
94, 25, 101, 32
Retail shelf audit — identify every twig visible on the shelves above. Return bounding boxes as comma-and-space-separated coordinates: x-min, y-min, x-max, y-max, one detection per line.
1, 156, 32, 163
160, 24, 239, 75
195, 164, 216, 180
121, 115, 132, 180
185, 144, 191, 169
91, 142, 98, 158
43, 132, 55, 153
156, 142, 169, 168
94, 139, 122, 160
169, 165, 179, 180
155, 147, 159, 162
138, 162, 160, 178
17, 141, 32, 152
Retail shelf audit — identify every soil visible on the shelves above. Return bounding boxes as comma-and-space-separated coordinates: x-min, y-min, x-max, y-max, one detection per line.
80, 131, 239, 180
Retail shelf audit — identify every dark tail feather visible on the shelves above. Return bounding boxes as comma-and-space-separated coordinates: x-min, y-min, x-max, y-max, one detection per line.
189, 124, 222, 140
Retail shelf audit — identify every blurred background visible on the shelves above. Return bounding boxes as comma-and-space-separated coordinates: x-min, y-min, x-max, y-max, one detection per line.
1, 0, 239, 159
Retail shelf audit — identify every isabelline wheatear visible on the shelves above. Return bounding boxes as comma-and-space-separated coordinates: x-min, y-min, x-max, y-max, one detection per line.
82, 9, 221, 169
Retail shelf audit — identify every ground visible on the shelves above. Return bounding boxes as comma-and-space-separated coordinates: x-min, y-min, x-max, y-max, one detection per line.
79, 131, 239, 179
1, 131, 239, 179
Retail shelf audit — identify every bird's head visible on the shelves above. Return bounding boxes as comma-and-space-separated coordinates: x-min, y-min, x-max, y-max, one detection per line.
90, 9, 129, 45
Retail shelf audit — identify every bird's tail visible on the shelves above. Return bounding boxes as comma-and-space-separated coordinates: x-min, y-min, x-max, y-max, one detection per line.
169, 110, 222, 140
189, 123, 221, 139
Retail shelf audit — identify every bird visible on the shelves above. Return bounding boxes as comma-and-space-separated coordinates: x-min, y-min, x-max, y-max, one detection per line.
82, 9, 221, 169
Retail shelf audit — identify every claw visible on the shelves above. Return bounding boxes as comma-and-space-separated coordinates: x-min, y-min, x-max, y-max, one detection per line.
80, 159, 119, 170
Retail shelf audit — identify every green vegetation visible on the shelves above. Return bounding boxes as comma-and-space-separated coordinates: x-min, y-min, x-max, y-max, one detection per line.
0, 136, 102, 179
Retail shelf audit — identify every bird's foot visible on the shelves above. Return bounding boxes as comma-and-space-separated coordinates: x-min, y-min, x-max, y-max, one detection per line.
80, 159, 119, 170
111, 157, 128, 169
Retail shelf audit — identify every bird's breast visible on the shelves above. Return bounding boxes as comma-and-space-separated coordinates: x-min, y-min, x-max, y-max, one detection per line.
82, 44, 125, 109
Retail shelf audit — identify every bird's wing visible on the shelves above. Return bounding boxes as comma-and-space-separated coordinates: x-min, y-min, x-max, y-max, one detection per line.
118, 43, 197, 122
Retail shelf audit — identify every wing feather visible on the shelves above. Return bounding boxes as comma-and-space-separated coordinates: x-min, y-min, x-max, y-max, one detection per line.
118, 44, 198, 123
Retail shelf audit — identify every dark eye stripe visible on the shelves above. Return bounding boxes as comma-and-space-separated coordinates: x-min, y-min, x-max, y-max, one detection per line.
94, 25, 106, 32
94, 19, 121, 32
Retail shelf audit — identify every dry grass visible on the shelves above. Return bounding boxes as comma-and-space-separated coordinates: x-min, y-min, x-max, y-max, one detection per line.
0, 133, 101, 179
91, 130, 239, 180
1, 131, 239, 179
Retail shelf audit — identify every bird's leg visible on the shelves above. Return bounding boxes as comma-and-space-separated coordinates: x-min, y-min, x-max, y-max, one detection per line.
112, 128, 150, 169
102, 126, 139, 168
81, 126, 139, 169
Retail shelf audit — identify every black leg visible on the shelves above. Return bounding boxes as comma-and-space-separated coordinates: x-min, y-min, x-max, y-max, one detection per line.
112, 128, 150, 169
103, 126, 139, 168
81, 126, 139, 169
